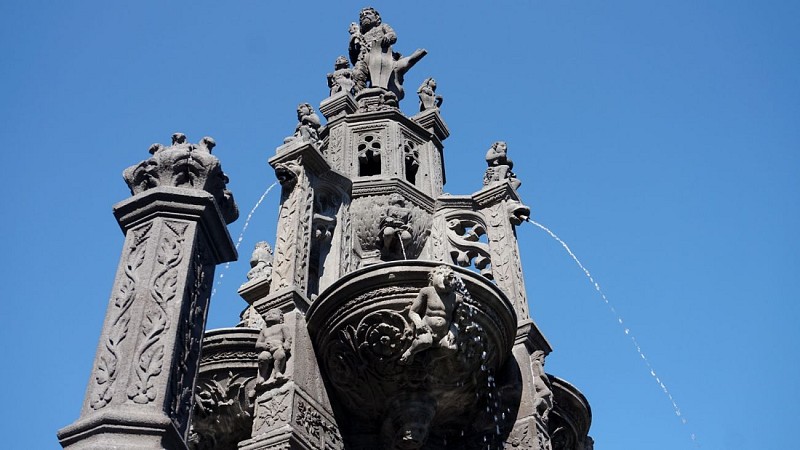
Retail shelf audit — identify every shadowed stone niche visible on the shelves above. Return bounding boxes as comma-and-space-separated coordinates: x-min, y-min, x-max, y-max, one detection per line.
306, 261, 517, 449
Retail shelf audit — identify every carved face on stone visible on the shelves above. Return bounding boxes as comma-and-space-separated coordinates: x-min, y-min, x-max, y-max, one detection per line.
264, 308, 283, 325
297, 103, 313, 119
359, 7, 380, 30
335, 55, 349, 69
429, 266, 456, 293
388, 193, 405, 207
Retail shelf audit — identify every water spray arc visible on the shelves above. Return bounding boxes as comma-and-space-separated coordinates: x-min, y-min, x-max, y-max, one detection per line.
211, 181, 279, 299
529, 219, 697, 445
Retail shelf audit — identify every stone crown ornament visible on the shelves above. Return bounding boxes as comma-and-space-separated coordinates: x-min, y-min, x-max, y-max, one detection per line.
123, 132, 239, 224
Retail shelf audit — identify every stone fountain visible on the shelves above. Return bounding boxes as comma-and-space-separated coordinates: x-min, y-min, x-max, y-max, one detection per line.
59, 7, 593, 450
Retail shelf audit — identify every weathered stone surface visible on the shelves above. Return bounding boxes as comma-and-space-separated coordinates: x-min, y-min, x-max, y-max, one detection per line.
62, 8, 596, 450
417, 77, 443, 112
123, 133, 239, 224
190, 328, 259, 450
58, 185, 237, 449
307, 261, 517, 447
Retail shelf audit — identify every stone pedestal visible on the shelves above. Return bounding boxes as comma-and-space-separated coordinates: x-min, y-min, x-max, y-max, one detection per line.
237, 285, 341, 450
58, 187, 237, 449
319, 92, 357, 121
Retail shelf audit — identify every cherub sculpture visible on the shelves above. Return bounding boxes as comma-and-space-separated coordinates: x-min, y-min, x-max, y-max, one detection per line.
327, 55, 356, 96
246, 241, 273, 282
483, 141, 521, 190
284, 103, 321, 144
255, 308, 292, 387
399, 265, 461, 364
417, 77, 443, 112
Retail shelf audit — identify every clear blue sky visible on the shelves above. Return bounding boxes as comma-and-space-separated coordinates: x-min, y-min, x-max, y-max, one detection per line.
1, 1, 797, 449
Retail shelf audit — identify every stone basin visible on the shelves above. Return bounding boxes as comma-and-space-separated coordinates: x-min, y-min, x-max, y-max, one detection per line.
306, 261, 517, 448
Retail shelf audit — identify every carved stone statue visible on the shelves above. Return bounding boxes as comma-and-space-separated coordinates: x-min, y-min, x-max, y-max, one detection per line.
417, 78, 443, 112
348, 7, 426, 101
379, 194, 413, 259
246, 241, 274, 282
284, 103, 321, 144
483, 141, 521, 190
531, 350, 553, 420
327, 56, 356, 96
399, 265, 461, 364
255, 309, 292, 387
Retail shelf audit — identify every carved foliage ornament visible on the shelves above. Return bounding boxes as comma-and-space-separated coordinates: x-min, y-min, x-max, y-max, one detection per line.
90, 222, 152, 410
171, 239, 213, 435
127, 220, 188, 404
487, 203, 529, 318
272, 159, 313, 292
190, 372, 258, 450
252, 388, 291, 435
321, 275, 490, 420
295, 398, 343, 449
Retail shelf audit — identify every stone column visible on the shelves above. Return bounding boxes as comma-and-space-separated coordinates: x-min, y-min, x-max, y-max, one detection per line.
58, 135, 238, 449
237, 141, 342, 450
474, 181, 532, 321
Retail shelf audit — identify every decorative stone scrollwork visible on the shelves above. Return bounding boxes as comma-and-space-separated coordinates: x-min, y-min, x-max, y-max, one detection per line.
272, 158, 314, 292
127, 220, 188, 405
123, 133, 238, 224
171, 238, 213, 435
89, 222, 152, 410
446, 216, 493, 279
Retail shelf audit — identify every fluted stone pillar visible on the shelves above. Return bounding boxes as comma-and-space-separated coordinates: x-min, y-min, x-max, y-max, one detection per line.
58, 135, 238, 449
